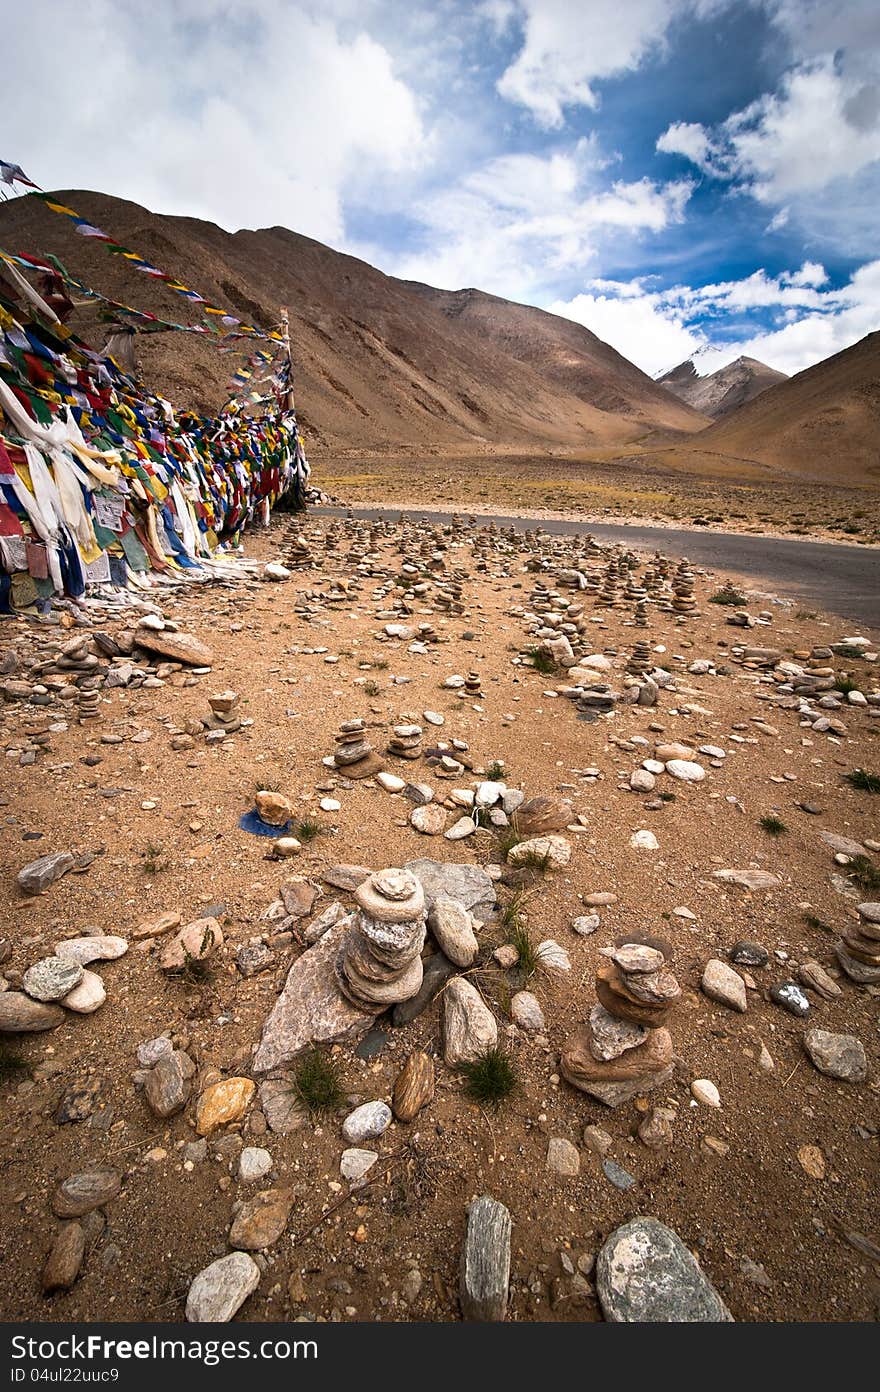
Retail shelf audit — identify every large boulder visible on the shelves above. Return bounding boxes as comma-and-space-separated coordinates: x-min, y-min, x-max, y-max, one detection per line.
597, 1217, 733, 1322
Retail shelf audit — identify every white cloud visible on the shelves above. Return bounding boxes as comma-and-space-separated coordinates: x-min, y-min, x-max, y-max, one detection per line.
550, 259, 880, 376
385, 141, 693, 298
2, 1, 427, 246
496, 0, 681, 128
656, 121, 711, 165
548, 283, 704, 374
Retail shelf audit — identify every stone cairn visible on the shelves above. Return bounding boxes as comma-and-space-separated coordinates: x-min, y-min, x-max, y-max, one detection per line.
633, 597, 649, 627
206, 689, 241, 735
626, 639, 652, 676
464, 671, 482, 698
560, 939, 679, 1106
77, 683, 101, 723
336, 868, 426, 1011
387, 722, 423, 761
577, 684, 617, 720
672, 559, 698, 619
836, 903, 880, 984
331, 718, 383, 779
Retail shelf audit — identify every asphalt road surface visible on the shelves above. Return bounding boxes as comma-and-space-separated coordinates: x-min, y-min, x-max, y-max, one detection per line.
313, 505, 880, 631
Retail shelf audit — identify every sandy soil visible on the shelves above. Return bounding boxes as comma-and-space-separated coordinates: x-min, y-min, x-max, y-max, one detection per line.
0, 511, 878, 1324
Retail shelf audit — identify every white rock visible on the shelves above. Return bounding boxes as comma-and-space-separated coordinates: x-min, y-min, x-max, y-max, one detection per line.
475, 781, 505, 808
185, 1252, 260, 1322
60, 969, 106, 1014
377, 772, 405, 793
238, 1147, 272, 1183
423, 710, 444, 726
445, 816, 476, 840
507, 835, 571, 869
665, 759, 706, 782
340, 1148, 378, 1183
342, 1101, 392, 1144
691, 1079, 721, 1107
55, 935, 128, 965
536, 939, 571, 972
630, 830, 659, 851
510, 991, 545, 1032
319, 798, 341, 812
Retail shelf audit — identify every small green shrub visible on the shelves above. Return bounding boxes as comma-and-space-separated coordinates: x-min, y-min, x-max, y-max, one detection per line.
461, 1047, 518, 1106
759, 815, 787, 837
292, 1050, 345, 1113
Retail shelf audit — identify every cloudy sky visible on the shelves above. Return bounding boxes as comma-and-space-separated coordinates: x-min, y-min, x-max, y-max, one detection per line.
4, 0, 880, 376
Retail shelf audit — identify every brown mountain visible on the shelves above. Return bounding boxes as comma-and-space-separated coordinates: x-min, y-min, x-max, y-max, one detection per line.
689, 332, 880, 485
0, 189, 705, 451
658, 354, 787, 417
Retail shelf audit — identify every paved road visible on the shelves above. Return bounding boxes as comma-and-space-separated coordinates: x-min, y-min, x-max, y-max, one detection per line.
313, 505, 880, 630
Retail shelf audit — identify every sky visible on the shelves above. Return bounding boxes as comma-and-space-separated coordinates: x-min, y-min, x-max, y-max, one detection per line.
3, 0, 880, 377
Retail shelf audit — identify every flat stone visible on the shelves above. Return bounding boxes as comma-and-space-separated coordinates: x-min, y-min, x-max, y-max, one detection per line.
514, 796, 573, 837
186, 1252, 260, 1322
342, 1100, 391, 1144
443, 977, 498, 1066
546, 1138, 580, 1176
460, 1195, 511, 1321
562, 1025, 673, 1093
340, 1148, 378, 1183
445, 816, 476, 841
691, 1078, 721, 1107
17, 852, 75, 895
713, 869, 781, 891
392, 1050, 435, 1121
133, 910, 181, 940
507, 834, 571, 869
23, 957, 83, 1002
253, 922, 374, 1072
60, 969, 106, 1014
701, 959, 748, 1013
803, 1028, 867, 1082
55, 935, 128, 965
798, 961, 842, 1000
428, 898, 479, 966
135, 629, 214, 666
610, 944, 664, 974
195, 1078, 255, 1135
588, 1004, 648, 1060
52, 1170, 121, 1218
572, 914, 600, 937
322, 864, 371, 891
597, 1217, 733, 1322
0, 991, 65, 1033
406, 859, 497, 925
228, 1188, 293, 1250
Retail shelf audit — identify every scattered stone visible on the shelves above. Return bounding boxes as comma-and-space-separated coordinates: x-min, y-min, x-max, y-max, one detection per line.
17, 852, 75, 895
546, 1138, 580, 1176
60, 969, 106, 1014
42, 1223, 86, 1294
145, 1050, 194, 1118
228, 1188, 294, 1250
713, 869, 781, 891
803, 1028, 867, 1082
443, 977, 498, 1066
185, 1252, 260, 1322
52, 1170, 121, 1218
238, 1147, 273, 1183
596, 1217, 732, 1322
770, 981, 810, 1017
392, 1050, 435, 1122
340, 1149, 378, 1183
510, 991, 545, 1032
701, 959, 748, 1013
730, 941, 768, 968
342, 1101, 392, 1144
602, 1159, 636, 1190
691, 1079, 721, 1107
428, 898, 479, 966
158, 917, 223, 972
195, 1077, 255, 1135
507, 834, 571, 869
0, 992, 65, 1032
23, 956, 83, 1003
460, 1195, 511, 1322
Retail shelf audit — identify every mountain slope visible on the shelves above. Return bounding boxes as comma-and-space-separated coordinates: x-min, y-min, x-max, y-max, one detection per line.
689, 332, 880, 485
658, 355, 787, 418
0, 190, 706, 451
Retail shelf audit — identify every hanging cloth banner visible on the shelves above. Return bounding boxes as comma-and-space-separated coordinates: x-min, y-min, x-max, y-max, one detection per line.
27, 191, 282, 342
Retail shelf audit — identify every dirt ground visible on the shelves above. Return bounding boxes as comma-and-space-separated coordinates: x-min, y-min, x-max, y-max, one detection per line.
0, 510, 878, 1324
312, 447, 880, 544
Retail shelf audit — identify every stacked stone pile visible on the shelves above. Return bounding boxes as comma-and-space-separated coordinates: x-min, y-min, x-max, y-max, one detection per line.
336, 869, 426, 1010
560, 939, 679, 1106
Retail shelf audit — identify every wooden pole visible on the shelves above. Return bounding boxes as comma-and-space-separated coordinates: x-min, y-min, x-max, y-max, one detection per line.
280, 305, 295, 413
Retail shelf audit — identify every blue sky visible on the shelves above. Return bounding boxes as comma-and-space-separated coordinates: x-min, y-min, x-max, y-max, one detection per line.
4, 0, 880, 375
